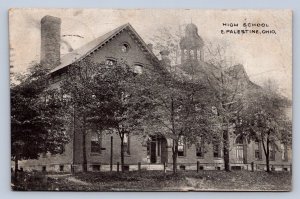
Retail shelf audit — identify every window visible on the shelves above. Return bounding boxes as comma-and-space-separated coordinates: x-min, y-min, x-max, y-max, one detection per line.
179, 165, 186, 170
269, 143, 276, 161
157, 139, 161, 156
178, 136, 185, 157
196, 139, 204, 158
146, 139, 151, 156
281, 143, 288, 161
121, 43, 130, 53
59, 165, 64, 172
255, 150, 260, 159
91, 131, 102, 154
105, 59, 116, 66
42, 152, 47, 158
123, 133, 130, 155
133, 64, 143, 74
92, 165, 100, 171
270, 152, 275, 161
42, 166, 46, 172
254, 140, 262, 160
211, 106, 218, 115
58, 143, 65, 154
213, 143, 221, 158
62, 93, 71, 105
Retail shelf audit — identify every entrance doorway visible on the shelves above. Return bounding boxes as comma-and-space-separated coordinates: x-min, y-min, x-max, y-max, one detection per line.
147, 135, 168, 164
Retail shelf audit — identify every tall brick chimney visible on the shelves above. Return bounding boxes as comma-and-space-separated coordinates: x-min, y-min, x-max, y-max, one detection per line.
40, 15, 61, 69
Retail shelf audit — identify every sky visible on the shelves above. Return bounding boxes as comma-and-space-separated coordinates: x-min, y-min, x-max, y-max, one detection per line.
9, 9, 292, 99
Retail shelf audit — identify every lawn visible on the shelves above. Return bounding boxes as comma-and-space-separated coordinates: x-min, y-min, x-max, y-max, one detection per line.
12, 170, 292, 191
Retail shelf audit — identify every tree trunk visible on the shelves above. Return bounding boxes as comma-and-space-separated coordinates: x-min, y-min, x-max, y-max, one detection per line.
223, 129, 230, 171
266, 153, 270, 172
120, 135, 125, 173
82, 116, 87, 172
170, 98, 178, 174
261, 135, 270, 172
172, 140, 178, 174
266, 140, 270, 172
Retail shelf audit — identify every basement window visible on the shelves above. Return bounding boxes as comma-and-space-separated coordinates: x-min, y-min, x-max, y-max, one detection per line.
92, 165, 100, 171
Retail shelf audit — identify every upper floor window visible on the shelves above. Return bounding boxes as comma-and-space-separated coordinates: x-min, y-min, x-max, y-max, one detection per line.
121, 43, 130, 53
105, 58, 116, 66
133, 64, 143, 74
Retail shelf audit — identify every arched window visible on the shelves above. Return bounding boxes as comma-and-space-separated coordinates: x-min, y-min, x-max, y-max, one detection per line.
121, 43, 130, 53
235, 135, 244, 145
105, 58, 116, 66
133, 64, 143, 74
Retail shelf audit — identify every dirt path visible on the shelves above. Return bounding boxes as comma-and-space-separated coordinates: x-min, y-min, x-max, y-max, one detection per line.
66, 176, 91, 186
47, 174, 91, 186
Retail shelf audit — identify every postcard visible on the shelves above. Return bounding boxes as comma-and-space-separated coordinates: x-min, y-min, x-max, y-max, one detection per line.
10, 9, 292, 191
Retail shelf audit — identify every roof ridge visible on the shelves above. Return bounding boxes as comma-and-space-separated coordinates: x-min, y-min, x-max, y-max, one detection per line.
50, 23, 131, 73
50, 23, 159, 73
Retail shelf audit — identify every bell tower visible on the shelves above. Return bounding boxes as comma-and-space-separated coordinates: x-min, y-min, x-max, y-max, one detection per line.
179, 23, 204, 63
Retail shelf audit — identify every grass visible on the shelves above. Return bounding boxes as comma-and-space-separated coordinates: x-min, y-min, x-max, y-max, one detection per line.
12, 170, 292, 191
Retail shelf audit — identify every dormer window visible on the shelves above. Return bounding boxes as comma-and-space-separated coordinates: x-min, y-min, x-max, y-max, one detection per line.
121, 43, 130, 53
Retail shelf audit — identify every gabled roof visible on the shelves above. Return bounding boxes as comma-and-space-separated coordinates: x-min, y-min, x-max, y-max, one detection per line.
50, 23, 159, 73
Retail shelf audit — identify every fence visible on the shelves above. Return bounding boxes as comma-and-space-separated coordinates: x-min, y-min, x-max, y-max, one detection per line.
84, 161, 292, 173
17, 161, 292, 173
